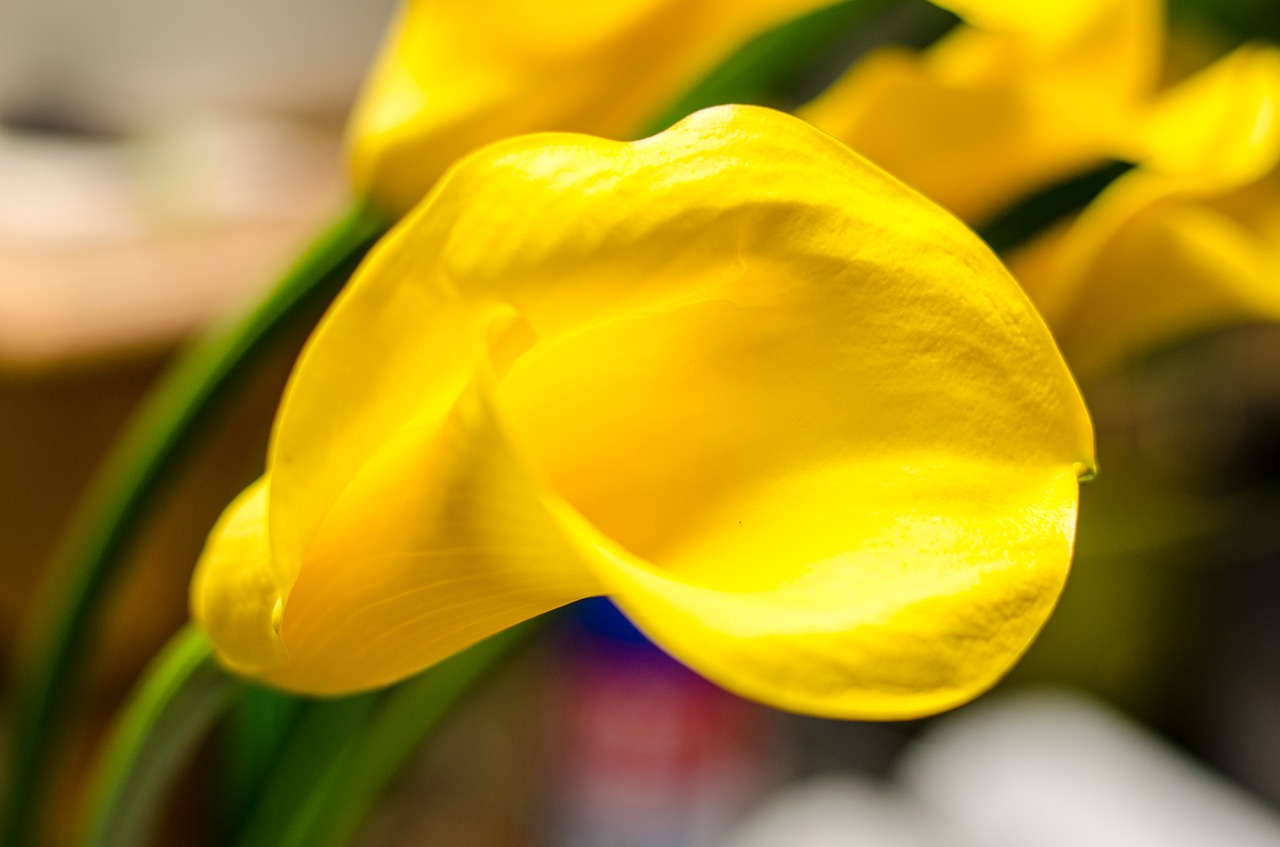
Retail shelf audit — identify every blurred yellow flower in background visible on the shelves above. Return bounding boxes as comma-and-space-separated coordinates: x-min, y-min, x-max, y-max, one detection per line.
191, 105, 1094, 720
799, 0, 1162, 225
347, 0, 841, 215
798, 0, 1280, 378
1010, 44, 1280, 377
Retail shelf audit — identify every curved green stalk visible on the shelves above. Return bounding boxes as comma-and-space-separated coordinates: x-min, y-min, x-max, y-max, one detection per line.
640, 0, 956, 137
220, 684, 307, 834
980, 161, 1134, 256
232, 620, 542, 847
78, 628, 238, 847
1, 204, 387, 847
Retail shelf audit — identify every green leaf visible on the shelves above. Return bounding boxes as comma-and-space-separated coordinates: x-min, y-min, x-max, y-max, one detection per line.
78, 627, 239, 847
220, 684, 307, 833
233, 620, 544, 847
979, 161, 1135, 256
639, 0, 957, 136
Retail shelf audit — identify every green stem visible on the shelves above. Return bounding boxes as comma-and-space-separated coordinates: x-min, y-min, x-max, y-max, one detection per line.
640, 0, 909, 136
1, 204, 387, 847
980, 161, 1134, 256
220, 685, 307, 834
78, 628, 238, 847
233, 620, 544, 847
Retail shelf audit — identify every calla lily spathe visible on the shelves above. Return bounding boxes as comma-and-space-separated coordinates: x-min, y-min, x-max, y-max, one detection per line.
192, 106, 1094, 720
348, 0, 840, 215
797, 0, 1162, 225
1009, 45, 1280, 377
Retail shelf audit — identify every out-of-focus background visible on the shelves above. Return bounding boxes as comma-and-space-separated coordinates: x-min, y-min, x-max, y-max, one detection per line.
0, 2, 393, 841
1, 1, 1279, 845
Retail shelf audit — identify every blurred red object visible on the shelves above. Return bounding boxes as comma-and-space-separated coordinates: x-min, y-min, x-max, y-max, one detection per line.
547, 603, 779, 847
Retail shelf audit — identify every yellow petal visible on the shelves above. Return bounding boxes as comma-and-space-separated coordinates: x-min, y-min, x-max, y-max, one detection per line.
498, 293, 1089, 716
796, 49, 1114, 224
1013, 176, 1280, 377
571, 462, 1082, 719
931, 0, 1159, 87
349, 0, 838, 215
1139, 44, 1280, 186
263, 380, 601, 693
798, 0, 1161, 224
1011, 46, 1280, 377
196, 105, 1092, 717
923, 0, 1161, 105
190, 477, 287, 674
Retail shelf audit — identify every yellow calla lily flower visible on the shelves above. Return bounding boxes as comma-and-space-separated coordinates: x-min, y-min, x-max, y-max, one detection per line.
349, 0, 839, 215
1009, 45, 1280, 377
797, 0, 1162, 224
192, 105, 1094, 720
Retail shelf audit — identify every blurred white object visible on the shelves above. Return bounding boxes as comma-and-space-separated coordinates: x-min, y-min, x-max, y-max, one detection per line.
900, 690, 1280, 847
0, 0, 397, 128
0, 114, 339, 245
0, 0, 398, 368
0, 114, 345, 368
721, 775, 957, 847
0, 0, 399, 368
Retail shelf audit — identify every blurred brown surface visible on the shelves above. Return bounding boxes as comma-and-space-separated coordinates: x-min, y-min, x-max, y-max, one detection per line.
0, 110, 346, 672
0, 355, 162, 661
353, 640, 554, 847
0, 117, 346, 369
0, 110, 350, 845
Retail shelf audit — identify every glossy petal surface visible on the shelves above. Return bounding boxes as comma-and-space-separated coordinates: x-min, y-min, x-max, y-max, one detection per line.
194, 106, 1093, 718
